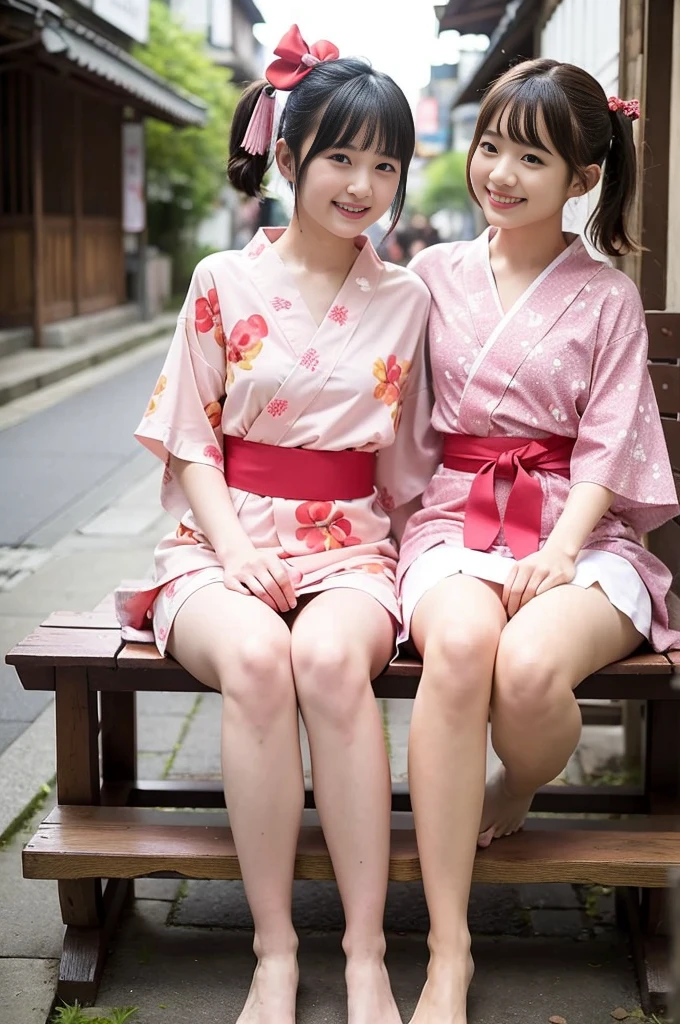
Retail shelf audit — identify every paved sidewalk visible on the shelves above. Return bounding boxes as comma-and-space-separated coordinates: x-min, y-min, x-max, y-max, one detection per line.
0, 464, 661, 1023
0, 312, 176, 408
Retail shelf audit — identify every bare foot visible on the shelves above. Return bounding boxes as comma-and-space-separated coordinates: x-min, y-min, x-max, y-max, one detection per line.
345, 955, 402, 1024
409, 951, 475, 1024
236, 953, 298, 1024
477, 767, 533, 848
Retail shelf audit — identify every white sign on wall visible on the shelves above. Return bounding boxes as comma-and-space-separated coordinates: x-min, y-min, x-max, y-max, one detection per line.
93, 0, 150, 43
122, 122, 146, 233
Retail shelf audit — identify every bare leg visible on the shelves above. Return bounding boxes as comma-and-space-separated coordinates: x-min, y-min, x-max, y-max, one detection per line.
168, 584, 304, 1024
290, 588, 400, 1024
407, 575, 506, 1024
478, 583, 643, 846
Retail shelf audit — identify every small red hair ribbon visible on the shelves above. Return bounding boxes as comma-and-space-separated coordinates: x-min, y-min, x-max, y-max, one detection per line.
608, 96, 640, 121
241, 25, 340, 156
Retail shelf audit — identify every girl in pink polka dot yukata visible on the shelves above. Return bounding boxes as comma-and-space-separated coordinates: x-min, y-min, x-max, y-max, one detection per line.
116, 25, 439, 1024
396, 58, 680, 1024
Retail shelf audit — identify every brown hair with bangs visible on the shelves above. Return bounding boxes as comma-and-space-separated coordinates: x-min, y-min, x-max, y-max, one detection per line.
466, 58, 639, 256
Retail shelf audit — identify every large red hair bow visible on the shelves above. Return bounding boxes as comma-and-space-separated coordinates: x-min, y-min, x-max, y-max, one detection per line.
266, 24, 340, 91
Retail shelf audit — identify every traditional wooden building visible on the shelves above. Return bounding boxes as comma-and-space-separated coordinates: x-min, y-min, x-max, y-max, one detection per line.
0, 0, 206, 346
438, 0, 680, 1013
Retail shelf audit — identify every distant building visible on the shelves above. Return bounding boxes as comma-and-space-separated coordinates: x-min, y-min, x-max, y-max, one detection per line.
0, 0, 206, 347
166, 0, 264, 84
164, 0, 265, 250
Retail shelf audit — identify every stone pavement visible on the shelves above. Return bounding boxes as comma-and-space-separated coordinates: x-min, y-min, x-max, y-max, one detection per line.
0, 463, 661, 1023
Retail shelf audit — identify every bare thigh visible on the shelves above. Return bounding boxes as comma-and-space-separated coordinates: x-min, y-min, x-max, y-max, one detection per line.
290, 587, 395, 678
497, 582, 644, 687
167, 583, 292, 692
410, 573, 507, 660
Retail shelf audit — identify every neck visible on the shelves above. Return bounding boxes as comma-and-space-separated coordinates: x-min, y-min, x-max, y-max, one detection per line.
274, 209, 360, 275
489, 213, 569, 271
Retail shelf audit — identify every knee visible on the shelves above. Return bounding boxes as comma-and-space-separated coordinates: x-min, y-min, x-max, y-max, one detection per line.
219, 629, 294, 726
492, 634, 564, 721
292, 638, 370, 732
419, 622, 499, 720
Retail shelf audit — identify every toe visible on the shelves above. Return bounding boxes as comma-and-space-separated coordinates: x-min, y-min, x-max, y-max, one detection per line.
477, 826, 495, 848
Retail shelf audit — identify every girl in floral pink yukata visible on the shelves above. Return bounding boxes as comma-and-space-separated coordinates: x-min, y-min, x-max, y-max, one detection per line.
116, 24, 439, 1024
396, 59, 680, 1024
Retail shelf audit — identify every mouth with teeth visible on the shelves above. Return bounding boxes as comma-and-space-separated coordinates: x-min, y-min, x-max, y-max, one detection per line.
486, 188, 526, 209
332, 201, 371, 220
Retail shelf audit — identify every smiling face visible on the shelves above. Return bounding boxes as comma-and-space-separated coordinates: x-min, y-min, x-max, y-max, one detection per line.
468, 104, 596, 233
467, 101, 605, 241
276, 128, 401, 239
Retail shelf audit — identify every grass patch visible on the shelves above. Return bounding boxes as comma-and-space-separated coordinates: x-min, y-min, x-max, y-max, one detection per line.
583, 884, 613, 919
161, 695, 203, 778
0, 776, 54, 848
166, 877, 189, 927
583, 753, 641, 788
50, 1005, 138, 1024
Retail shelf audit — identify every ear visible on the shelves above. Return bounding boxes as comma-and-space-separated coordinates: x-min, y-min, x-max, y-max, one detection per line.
569, 163, 601, 198
275, 139, 295, 184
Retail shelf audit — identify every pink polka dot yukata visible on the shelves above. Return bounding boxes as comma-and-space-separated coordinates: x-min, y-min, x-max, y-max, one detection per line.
398, 228, 680, 652
115, 228, 441, 653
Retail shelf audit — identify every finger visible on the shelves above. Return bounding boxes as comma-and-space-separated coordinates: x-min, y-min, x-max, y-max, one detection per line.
250, 570, 290, 614
535, 573, 563, 596
507, 568, 533, 618
266, 557, 298, 609
502, 566, 519, 608
224, 574, 278, 612
240, 574, 280, 611
223, 576, 250, 596
518, 570, 547, 610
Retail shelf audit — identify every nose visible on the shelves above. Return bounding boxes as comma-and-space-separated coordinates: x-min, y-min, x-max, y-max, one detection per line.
347, 173, 372, 200
488, 157, 518, 188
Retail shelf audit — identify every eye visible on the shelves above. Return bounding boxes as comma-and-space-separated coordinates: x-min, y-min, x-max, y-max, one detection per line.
377, 161, 397, 172
329, 153, 351, 164
480, 141, 497, 154
522, 153, 544, 165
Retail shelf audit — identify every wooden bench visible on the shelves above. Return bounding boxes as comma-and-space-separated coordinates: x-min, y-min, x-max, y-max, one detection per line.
6, 593, 680, 1012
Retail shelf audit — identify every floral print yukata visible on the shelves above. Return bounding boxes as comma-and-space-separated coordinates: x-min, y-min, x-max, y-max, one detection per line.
116, 228, 440, 652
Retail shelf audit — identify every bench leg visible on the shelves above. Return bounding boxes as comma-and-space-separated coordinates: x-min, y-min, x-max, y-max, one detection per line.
100, 690, 137, 909
624, 698, 680, 1015
100, 690, 137, 798
53, 669, 130, 1005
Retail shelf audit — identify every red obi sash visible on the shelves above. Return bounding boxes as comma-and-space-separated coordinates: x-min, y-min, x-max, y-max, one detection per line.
442, 434, 575, 560
224, 436, 376, 501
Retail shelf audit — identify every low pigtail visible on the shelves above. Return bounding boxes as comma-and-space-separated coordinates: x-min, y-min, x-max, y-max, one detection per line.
227, 81, 271, 198
588, 109, 640, 257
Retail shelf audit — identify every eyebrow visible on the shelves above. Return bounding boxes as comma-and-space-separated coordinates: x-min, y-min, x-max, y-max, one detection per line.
481, 126, 553, 155
333, 142, 396, 159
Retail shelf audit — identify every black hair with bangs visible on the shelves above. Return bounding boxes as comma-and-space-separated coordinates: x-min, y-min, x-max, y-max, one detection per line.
466, 58, 639, 256
229, 58, 414, 232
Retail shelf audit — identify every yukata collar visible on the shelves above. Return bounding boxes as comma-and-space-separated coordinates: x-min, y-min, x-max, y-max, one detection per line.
244, 227, 383, 273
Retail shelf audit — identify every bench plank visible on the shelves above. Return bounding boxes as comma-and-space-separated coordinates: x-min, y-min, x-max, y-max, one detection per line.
6, 626, 122, 668
24, 806, 680, 887
92, 650, 680, 701
41, 611, 121, 630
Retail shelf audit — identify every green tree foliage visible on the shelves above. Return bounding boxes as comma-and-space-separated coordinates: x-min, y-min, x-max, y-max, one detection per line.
133, 1, 239, 286
419, 150, 471, 217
